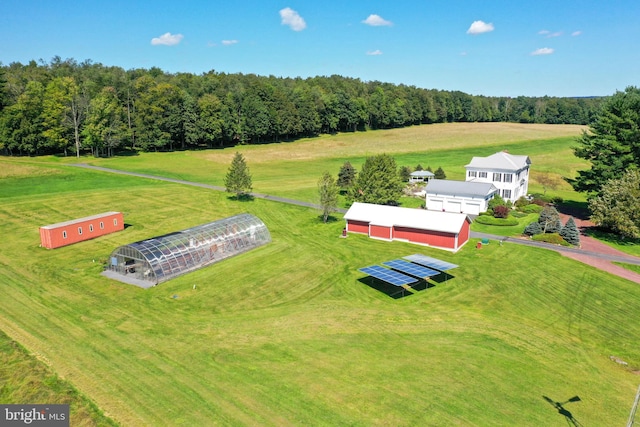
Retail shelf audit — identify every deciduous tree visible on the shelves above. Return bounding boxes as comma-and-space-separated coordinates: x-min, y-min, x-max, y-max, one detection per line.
318, 171, 339, 223
589, 169, 640, 238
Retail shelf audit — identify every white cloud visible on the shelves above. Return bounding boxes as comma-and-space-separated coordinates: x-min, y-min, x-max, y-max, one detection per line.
222, 40, 239, 45
366, 50, 383, 56
539, 30, 562, 38
572, 30, 582, 36
467, 20, 494, 35
151, 32, 184, 46
362, 14, 392, 27
279, 7, 306, 31
531, 47, 554, 56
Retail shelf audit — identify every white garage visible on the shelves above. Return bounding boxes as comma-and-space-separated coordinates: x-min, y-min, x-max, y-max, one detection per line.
426, 180, 498, 216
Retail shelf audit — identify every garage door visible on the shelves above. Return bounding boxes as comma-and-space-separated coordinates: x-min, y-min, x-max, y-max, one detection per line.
465, 203, 481, 215
429, 198, 444, 211
446, 201, 462, 213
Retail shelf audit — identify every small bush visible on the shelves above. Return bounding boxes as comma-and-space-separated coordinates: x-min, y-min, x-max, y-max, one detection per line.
520, 204, 543, 214
493, 205, 510, 218
531, 198, 547, 206
532, 233, 571, 246
474, 216, 519, 226
514, 196, 529, 209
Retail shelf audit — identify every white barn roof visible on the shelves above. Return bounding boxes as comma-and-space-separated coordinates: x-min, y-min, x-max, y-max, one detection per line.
344, 202, 469, 234
426, 179, 498, 197
465, 151, 531, 171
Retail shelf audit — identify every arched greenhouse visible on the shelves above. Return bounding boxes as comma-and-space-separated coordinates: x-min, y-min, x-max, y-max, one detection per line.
103, 213, 271, 288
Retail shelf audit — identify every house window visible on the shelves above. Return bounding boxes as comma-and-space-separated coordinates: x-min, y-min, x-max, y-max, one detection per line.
468, 171, 477, 178
493, 173, 502, 182
478, 171, 488, 178
100, 221, 104, 229
62, 231, 67, 239
89, 224, 94, 232
113, 218, 118, 226
503, 174, 513, 183
502, 189, 512, 199
78, 227, 83, 235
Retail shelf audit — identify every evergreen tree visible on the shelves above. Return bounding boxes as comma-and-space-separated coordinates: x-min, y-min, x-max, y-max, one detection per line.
399, 166, 412, 182
318, 171, 339, 223
560, 217, 581, 245
349, 154, 403, 205
524, 221, 542, 236
434, 166, 446, 179
224, 152, 252, 197
415, 164, 423, 171
570, 86, 640, 193
426, 166, 433, 172
337, 161, 357, 190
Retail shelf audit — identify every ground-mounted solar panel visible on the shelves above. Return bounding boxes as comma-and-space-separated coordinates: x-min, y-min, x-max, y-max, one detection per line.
382, 259, 440, 278
403, 254, 459, 271
358, 265, 417, 286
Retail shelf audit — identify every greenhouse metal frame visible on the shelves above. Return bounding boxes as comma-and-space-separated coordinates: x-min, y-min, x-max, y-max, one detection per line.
103, 213, 271, 288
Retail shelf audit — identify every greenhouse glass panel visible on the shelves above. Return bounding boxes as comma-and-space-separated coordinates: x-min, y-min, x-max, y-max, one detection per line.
102, 213, 271, 288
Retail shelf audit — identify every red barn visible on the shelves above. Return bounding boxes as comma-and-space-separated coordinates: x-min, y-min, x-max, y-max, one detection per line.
344, 202, 471, 252
40, 212, 124, 249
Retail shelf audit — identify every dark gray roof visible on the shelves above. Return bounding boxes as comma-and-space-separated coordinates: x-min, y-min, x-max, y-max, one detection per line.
425, 179, 498, 197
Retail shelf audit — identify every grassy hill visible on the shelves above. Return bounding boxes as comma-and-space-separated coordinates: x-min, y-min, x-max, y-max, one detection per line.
1, 123, 639, 426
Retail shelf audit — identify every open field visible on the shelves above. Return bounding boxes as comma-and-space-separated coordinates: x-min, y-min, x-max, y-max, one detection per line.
2, 123, 640, 426
38, 122, 588, 205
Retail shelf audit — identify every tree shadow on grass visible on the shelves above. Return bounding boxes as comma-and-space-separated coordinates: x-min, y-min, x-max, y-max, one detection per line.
584, 227, 640, 247
227, 194, 255, 202
316, 215, 340, 223
557, 200, 590, 221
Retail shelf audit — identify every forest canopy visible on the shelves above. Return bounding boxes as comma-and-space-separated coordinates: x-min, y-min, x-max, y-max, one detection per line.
0, 57, 605, 156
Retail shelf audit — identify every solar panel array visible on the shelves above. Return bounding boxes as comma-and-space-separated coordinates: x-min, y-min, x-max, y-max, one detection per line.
358, 265, 417, 286
382, 259, 440, 278
403, 254, 459, 271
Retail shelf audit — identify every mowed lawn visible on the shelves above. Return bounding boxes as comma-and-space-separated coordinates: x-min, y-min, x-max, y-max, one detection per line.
1, 123, 639, 426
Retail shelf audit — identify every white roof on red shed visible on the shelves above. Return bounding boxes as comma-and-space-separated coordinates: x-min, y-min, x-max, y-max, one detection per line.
344, 202, 469, 234
40, 212, 122, 229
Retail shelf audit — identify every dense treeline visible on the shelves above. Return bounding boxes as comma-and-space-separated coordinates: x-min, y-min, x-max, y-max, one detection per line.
0, 57, 605, 156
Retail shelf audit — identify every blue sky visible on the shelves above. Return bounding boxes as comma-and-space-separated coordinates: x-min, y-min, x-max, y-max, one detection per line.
1, 0, 638, 97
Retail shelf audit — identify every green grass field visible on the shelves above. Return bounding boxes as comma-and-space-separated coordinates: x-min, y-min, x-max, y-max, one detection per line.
2, 123, 639, 426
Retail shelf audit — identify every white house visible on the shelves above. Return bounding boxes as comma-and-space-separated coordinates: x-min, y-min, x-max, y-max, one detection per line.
464, 151, 531, 203
425, 179, 498, 215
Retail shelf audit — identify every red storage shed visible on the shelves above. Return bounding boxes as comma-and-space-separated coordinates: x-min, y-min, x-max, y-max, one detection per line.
40, 212, 124, 249
344, 202, 471, 252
